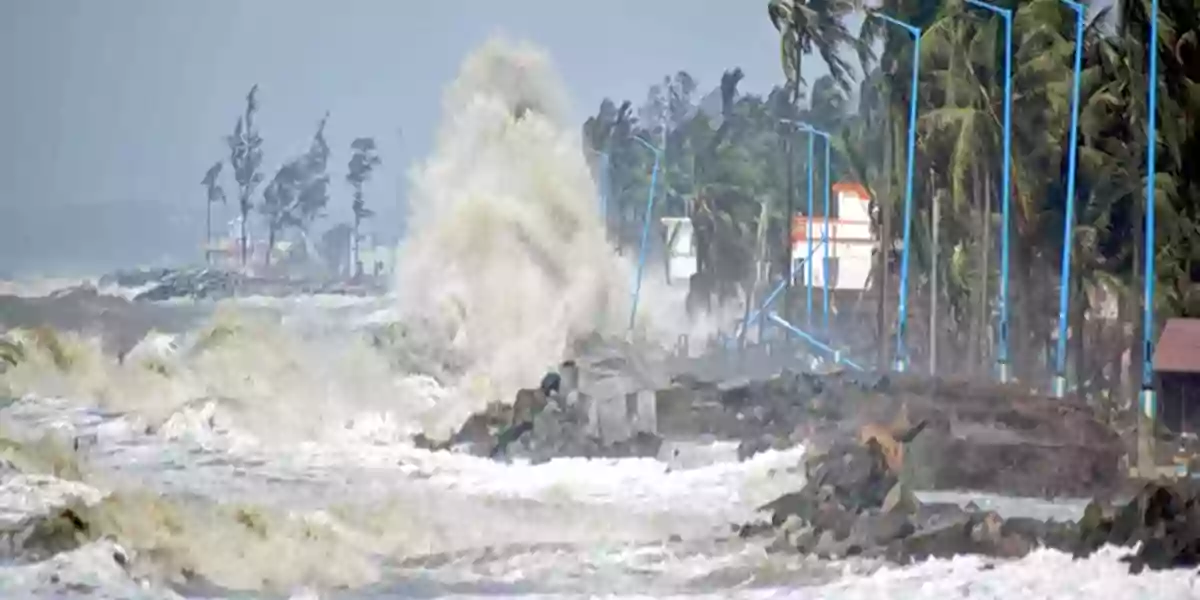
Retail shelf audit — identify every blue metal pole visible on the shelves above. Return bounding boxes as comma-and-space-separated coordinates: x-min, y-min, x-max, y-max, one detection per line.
782, 118, 835, 334
965, 0, 1014, 383
629, 135, 662, 333
739, 239, 827, 337
1141, 0, 1160, 420
806, 132, 815, 328
872, 13, 922, 373
768, 312, 866, 372
1054, 0, 1085, 398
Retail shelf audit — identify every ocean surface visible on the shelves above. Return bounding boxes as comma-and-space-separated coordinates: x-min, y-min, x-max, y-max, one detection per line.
0, 292, 1196, 599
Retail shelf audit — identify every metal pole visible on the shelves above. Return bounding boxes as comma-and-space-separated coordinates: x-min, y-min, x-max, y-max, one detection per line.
768, 312, 866, 372
1054, 0, 1085, 398
871, 13, 922, 373
822, 135, 831, 334
739, 240, 826, 338
806, 132, 815, 328
781, 119, 834, 333
629, 135, 662, 333
1138, 0, 1160, 476
965, 0, 1014, 383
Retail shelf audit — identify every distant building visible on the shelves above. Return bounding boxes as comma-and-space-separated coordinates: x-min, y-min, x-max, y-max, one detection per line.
357, 232, 395, 278
791, 182, 875, 291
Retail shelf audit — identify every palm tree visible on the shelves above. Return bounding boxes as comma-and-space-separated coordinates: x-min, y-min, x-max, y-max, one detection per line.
347, 137, 383, 277
200, 161, 225, 265
226, 85, 265, 267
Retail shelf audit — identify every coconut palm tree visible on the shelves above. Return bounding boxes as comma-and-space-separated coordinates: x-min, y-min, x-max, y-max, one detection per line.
200, 161, 225, 265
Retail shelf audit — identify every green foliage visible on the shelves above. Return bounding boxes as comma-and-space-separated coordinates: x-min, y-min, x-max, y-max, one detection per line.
586, 0, 1200, 380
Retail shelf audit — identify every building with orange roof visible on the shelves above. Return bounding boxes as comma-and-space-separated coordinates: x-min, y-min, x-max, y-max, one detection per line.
791, 182, 876, 291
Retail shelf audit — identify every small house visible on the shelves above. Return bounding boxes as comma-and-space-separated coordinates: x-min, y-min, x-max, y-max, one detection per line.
1153, 318, 1200, 435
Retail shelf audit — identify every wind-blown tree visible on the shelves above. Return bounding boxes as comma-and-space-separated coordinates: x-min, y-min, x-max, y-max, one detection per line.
200, 161, 225, 265
346, 136, 382, 276
259, 162, 303, 267
257, 113, 333, 268
582, 98, 636, 242
226, 85, 265, 267
297, 112, 332, 228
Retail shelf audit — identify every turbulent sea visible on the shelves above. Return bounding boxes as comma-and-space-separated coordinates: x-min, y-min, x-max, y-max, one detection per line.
1, 38, 1197, 599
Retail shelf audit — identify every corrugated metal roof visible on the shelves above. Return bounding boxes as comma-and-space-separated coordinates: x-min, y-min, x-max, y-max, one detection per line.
1154, 318, 1200, 373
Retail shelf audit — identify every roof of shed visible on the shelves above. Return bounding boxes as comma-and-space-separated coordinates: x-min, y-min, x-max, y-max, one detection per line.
1154, 318, 1200, 373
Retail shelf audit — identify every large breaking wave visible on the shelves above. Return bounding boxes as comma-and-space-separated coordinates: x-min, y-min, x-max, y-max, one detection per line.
392, 37, 631, 437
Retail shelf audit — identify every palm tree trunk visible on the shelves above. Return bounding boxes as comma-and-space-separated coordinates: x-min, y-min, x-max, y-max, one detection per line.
966, 162, 981, 373
876, 120, 895, 370
239, 194, 249, 268
1128, 192, 1144, 404
353, 213, 361, 279
1071, 277, 1088, 397
784, 133, 796, 324
783, 64, 801, 328
740, 199, 772, 347
206, 201, 212, 266
976, 168, 993, 375
265, 225, 276, 268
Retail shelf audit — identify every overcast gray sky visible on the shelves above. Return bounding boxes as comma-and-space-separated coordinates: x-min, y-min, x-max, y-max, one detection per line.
0, 0, 858, 276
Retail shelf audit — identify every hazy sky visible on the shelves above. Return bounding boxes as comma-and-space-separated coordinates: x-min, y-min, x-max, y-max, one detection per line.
0, 0, 859, 276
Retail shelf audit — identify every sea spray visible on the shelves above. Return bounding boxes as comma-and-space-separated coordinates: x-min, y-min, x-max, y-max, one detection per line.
393, 37, 631, 437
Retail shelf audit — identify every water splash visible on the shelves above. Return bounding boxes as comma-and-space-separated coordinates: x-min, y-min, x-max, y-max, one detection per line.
392, 37, 633, 437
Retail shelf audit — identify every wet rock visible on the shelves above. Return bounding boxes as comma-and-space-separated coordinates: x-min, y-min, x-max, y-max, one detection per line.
425, 365, 664, 463
748, 431, 1200, 572
657, 367, 1122, 498
881, 481, 918, 516
1075, 481, 1200, 572
134, 269, 241, 302
736, 433, 791, 461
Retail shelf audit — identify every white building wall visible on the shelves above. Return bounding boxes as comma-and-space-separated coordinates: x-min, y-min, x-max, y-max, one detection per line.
791, 186, 875, 291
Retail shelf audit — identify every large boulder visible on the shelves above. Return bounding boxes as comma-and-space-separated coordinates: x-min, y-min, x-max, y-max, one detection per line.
1075, 481, 1200, 572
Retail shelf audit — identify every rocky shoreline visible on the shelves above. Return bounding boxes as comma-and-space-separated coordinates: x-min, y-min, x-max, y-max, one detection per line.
742, 430, 1200, 573
426, 363, 1125, 498
417, 359, 1200, 573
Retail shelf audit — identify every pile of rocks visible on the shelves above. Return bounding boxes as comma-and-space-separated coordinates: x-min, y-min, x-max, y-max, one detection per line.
99, 267, 387, 302
743, 430, 1200, 572
660, 370, 1123, 498
133, 269, 241, 301
414, 364, 664, 463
